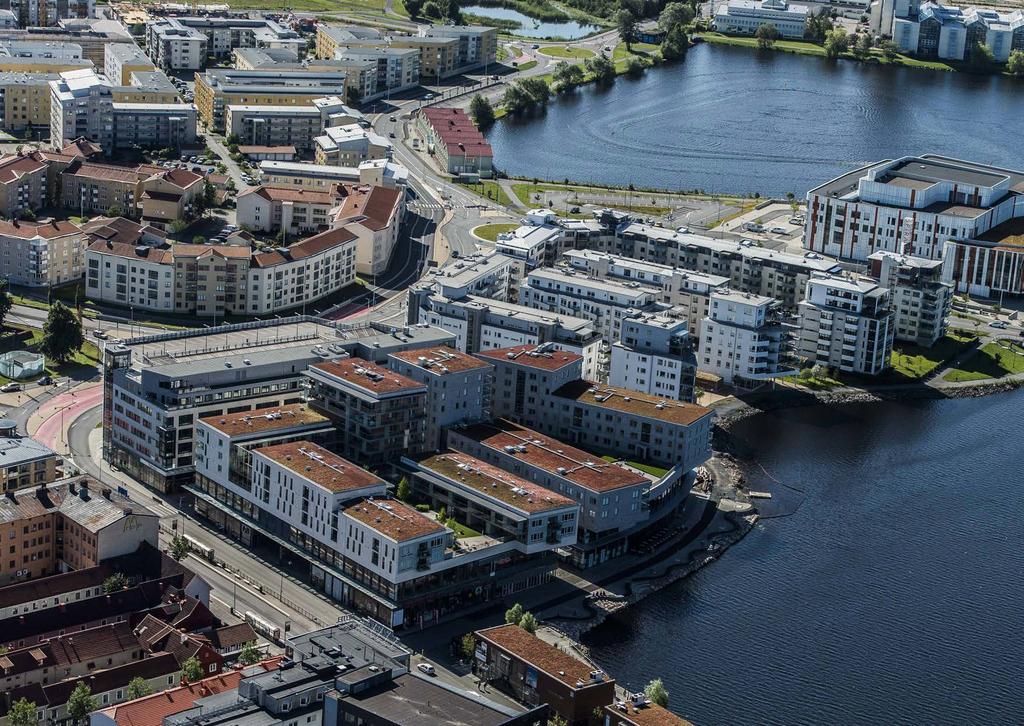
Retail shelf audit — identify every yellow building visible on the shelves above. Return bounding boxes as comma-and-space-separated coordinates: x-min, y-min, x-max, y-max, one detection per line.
0, 72, 57, 130
0, 57, 93, 74
315, 24, 387, 60
389, 35, 458, 79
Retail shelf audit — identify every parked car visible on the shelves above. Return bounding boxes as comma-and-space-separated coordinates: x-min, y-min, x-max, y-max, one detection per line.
570, 206, 580, 213
531, 43, 539, 49
416, 663, 436, 676
1, 382, 21, 393
991, 321, 1009, 329
91, 329, 108, 339
389, 116, 397, 122
743, 222, 764, 232
37, 375, 52, 386
770, 226, 787, 234
388, 131, 396, 138
789, 217, 803, 224
676, 226, 691, 233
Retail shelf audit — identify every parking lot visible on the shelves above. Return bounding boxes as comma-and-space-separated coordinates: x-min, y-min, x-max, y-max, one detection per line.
718, 201, 808, 253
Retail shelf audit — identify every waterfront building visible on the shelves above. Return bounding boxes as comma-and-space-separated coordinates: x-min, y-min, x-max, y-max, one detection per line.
796, 274, 895, 375
407, 291, 603, 380
610, 309, 697, 402
330, 45, 420, 96
416, 249, 519, 303
619, 223, 841, 310
388, 347, 493, 452
475, 624, 617, 725
479, 343, 584, 429
390, 33, 458, 78
448, 419, 685, 568
604, 698, 695, 726
0, 218, 83, 287
868, 250, 951, 345
416, 107, 493, 178
259, 158, 409, 192
713, 0, 810, 38
804, 155, 1024, 262
48, 67, 112, 150
698, 290, 796, 387
314, 122, 392, 167
0, 151, 46, 217
103, 41, 154, 84
0, 434, 58, 492
941, 227, 1024, 298
891, 1, 1024, 62
145, 18, 206, 71
418, 25, 498, 71
495, 223, 561, 272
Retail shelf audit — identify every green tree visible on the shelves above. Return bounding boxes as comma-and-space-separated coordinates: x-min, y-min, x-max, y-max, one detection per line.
395, 477, 412, 502
548, 716, 568, 726
501, 79, 550, 114
659, 1, 693, 32
644, 677, 669, 707
459, 633, 476, 659
586, 54, 616, 84
7, 698, 37, 726
107, 204, 125, 218
804, 8, 833, 42
67, 682, 99, 723
444, 0, 461, 22
41, 301, 84, 366
170, 534, 190, 561
755, 22, 780, 49
520, 77, 550, 104
0, 279, 12, 330
238, 641, 261, 665
553, 61, 586, 91
504, 602, 524, 625
879, 39, 898, 61
660, 24, 689, 61
615, 8, 639, 50
405, 0, 424, 17
126, 676, 153, 699
225, 133, 241, 147
469, 94, 495, 129
1008, 49, 1024, 76
967, 42, 994, 69
102, 572, 128, 593
192, 234, 206, 245
854, 32, 872, 59
518, 611, 538, 634
823, 28, 848, 59
422, 0, 441, 18
625, 55, 646, 76
170, 219, 189, 234
182, 656, 204, 682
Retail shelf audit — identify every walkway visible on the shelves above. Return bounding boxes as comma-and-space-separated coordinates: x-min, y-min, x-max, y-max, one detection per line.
28, 382, 102, 456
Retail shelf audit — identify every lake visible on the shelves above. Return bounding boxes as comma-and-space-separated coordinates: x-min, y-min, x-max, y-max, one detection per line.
462, 5, 601, 39
486, 42, 1024, 195
584, 392, 1024, 725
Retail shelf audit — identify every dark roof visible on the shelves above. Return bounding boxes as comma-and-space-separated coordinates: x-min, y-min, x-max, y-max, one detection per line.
209, 623, 257, 650
0, 563, 113, 609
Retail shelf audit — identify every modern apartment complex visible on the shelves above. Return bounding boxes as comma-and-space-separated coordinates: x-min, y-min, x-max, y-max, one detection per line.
610, 309, 697, 402
259, 157, 409, 192
868, 250, 951, 345
891, 1, 1024, 62
699, 290, 795, 387
48, 66, 111, 149
419, 25, 498, 70
103, 40, 154, 84
145, 18, 207, 71
0, 71, 60, 132
225, 95, 355, 153
796, 275, 896, 375
313, 122, 392, 167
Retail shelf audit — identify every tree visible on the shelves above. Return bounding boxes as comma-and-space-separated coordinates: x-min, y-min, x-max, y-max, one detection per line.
67, 682, 98, 723
225, 133, 241, 147
518, 611, 538, 633
170, 534, 190, 561
41, 301, 84, 366
459, 633, 476, 660
548, 716, 568, 726
107, 204, 125, 218
238, 641, 261, 665
879, 39, 898, 62
585, 54, 616, 85
804, 8, 833, 43
967, 42, 994, 70
405, 0, 423, 17
501, 79, 550, 114
170, 219, 189, 234
7, 698, 37, 726
504, 602, 525, 625
660, 24, 689, 61
102, 572, 128, 593
469, 94, 495, 129
126, 676, 153, 699
1008, 49, 1024, 76
553, 61, 585, 91
755, 23, 779, 50
615, 8, 639, 51
854, 32, 872, 59
422, 0, 441, 18
823, 28, 848, 59
395, 477, 412, 502
658, 1, 693, 32
192, 234, 206, 245
644, 678, 669, 707
444, 0, 461, 22
625, 55, 646, 76
0, 279, 12, 330
182, 656, 204, 682
520, 77, 550, 105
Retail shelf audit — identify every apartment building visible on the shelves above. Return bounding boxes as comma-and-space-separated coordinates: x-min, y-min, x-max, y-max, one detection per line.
333, 182, 404, 276
166, 16, 305, 60
315, 24, 387, 59
520, 266, 658, 345
48, 67, 112, 150
619, 223, 841, 309
564, 248, 731, 338
610, 310, 697, 402
0, 26, 133, 67
0, 218, 83, 287
713, 0, 810, 38
699, 290, 795, 387
113, 69, 179, 104
868, 250, 951, 345
0, 478, 158, 585
797, 275, 896, 375
388, 347, 493, 451
193, 68, 348, 131
111, 102, 197, 152
304, 358, 428, 471
941, 226, 1024, 298
478, 344, 586, 428
61, 159, 141, 215
495, 224, 560, 272
416, 249, 519, 303
331, 46, 420, 96
390, 33, 458, 78
225, 95, 354, 153
448, 419, 683, 568
259, 158, 409, 191
0, 435, 57, 493
0, 41, 93, 73
103, 41, 154, 84
419, 25, 498, 71
409, 291, 603, 380
0, 151, 46, 217
804, 155, 1024, 262
892, 1, 1024, 62
417, 107, 493, 178
604, 698, 693, 726
232, 46, 299, 69
236, 184, 339, 236
0, 71, 58, 131
1, 0, 93, 27
313, 123, 392, 167
145, 18, 206, 71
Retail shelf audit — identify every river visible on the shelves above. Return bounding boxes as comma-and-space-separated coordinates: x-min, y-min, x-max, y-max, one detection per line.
584, 392, 1024, 725
461, 5, 600, 39
486, 43, 1024, 195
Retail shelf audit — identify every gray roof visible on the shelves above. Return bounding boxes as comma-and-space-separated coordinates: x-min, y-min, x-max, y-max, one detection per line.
0, 435, 55, 468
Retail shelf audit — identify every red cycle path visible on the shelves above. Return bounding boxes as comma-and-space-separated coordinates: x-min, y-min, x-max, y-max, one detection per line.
31, 384, 104, 453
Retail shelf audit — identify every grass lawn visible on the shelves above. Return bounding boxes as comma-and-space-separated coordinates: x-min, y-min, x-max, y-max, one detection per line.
0, 324, 100, 384
944, 339, 1024, 383
889, 332, 977, 380
612, 42, 660, 70
473, 223, 518, 241
539, 45, 594, 60
447, 519, 482, 539
515, 60, 538, 72
460, 179, 513, 207
789, 368, 846, 390
601, 455, 669, 478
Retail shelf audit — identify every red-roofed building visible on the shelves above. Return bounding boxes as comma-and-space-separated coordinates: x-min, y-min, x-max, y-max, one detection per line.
236, 183, 342, 236
332, 183, 404, 276
0, 218, 86, 287
477, 343, 585, 428
0, 152, 48, 217
417, 107, 493, 178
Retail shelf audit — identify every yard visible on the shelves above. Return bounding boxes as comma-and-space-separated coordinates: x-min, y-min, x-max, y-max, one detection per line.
889, 331, 977, 380
601, 455, 669, 478
943, 339, 1024, 383
473, 223, 518, 242
0, 324, 100, 384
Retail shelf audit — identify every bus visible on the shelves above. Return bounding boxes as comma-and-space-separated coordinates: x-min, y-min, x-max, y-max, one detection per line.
182, 535, 215, 562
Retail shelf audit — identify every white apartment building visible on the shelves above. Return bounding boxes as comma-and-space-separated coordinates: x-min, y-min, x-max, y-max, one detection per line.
699, 291, 795, 387
331, 46, 420, 95
564, 249, 731, 338
891, 1, 1024, 62
610, 310, 697, 402
387, 347, 493, 452
519, 266, 657, 344
0, 218, 84, 287
714, 0, 810, 38
145, 19, 207, 71
103, 42, 155, 85
495, 224, 561, 271
259, 159, 408, 192
868, 250, 951, 346
332, 183, 404, 276
236, 184, 339, 236
313, 123, 392, 167
797, 275, 896, 375
225, 96, 354, 153
48, 67, 112, 150
414, 249, 519, 303
804, 155, 1024, 262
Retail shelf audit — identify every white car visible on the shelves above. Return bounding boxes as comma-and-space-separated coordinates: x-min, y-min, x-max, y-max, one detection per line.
991, 321, 1009, 329
417, 663, 436, 676
770, 226, 787, 234
0, 382, 21, 393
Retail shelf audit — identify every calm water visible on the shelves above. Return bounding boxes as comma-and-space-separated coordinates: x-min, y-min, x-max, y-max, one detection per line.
585, 392, 1024, 725
462, 5, 600, 38
487, 43, 1024, 195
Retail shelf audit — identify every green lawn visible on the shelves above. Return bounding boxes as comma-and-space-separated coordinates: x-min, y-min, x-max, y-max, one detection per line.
889, 332, 977, 380
601, 455, 669, 478
612, 42, 660, 70
0, 324, 100, 384
447, 520, 482, 539
944, 339, 1024, 383
460, 179, 513, 207
515, 59, 538, 72
539, 45, 594, 60
473, 223, 519, 242
790, 368, 846, 390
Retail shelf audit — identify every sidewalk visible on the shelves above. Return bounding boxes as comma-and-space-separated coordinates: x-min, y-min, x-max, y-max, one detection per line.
27, 381, 102, 456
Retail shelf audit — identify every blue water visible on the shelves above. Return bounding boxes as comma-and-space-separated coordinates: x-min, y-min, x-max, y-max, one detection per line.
487, 42, 1024, 195
462, 5, 600, 38
584, 392, 1024, 725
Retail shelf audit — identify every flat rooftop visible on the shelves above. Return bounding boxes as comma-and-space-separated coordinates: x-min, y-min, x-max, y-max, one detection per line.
979, 217, 1024, 248
202, 405, 329, 438
389, 347, 492, 375
554, 380, 713, 427
308, 358, 426, 396
475, 344, 582, 372
418, 451, 576, 515
464, 296, 597, 334
342, 497, 445, 542
453, 420, 650, 492
884, 158, 1008, 189
255, 441, 384, 494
